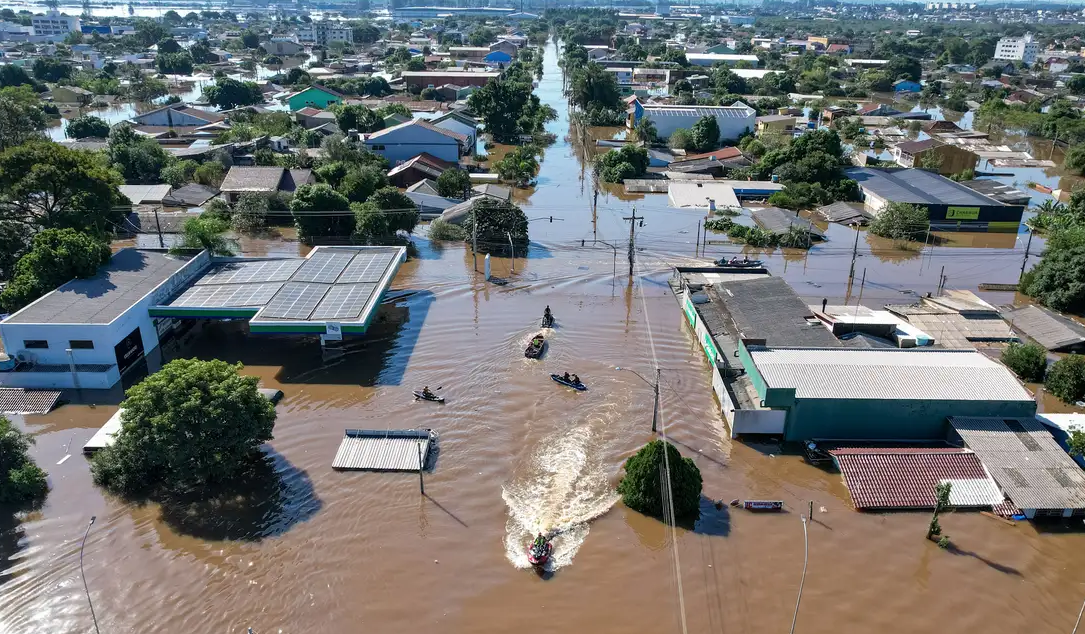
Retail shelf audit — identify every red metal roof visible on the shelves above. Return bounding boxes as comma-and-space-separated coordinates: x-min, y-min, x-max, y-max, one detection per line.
830, 447, 992, 510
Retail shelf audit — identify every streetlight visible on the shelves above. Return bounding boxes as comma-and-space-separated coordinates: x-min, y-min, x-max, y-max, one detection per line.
80, 516, 100, 634
616, 366, 661, 432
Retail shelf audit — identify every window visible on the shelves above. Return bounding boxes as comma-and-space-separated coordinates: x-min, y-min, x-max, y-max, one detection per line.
69, 340, 94, 349
23, 340, 48, 349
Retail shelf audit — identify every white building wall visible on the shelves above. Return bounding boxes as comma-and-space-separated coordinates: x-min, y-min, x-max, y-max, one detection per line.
994, 33, 1039, 65
0, 251, 210, 390
32, 11, 81, 38
644, 109, 755, 143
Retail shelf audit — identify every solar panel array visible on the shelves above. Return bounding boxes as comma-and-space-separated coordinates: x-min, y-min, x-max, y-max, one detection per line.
168, 248, 403, 322
195, 259, 304, 286
311, 283, 378, 320
293, 250, 357, 283
173, 282, 285, 307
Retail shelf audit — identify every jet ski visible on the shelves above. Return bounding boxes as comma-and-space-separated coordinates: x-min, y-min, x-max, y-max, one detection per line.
541, 311, 554, 328
527, 538, 552, 567
413, 390, 444, 403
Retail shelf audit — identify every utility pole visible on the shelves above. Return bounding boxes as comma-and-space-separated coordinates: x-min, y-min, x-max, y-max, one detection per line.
938, 265, 946, 295
417, 441, 425, 495
623, 207, 643, 277
848, 222, 860, 279
695, 219, 702, 257
1019, 230, 1034, 281
472, 216, 478, 272
507, 231, 515, 273
153, 207, 164, 248
652, 367, 660, 433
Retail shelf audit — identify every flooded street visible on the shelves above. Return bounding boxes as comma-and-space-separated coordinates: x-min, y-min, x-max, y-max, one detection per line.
6, 39, 1085, 634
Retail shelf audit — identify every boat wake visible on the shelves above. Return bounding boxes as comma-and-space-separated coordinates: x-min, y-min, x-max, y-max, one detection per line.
502, 408, 620, 570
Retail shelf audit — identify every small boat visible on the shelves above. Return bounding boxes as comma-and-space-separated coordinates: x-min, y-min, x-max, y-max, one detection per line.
527, 541, 552, 567
541, 312, 554, 328
741, 500, 784, 511
413, 390, 445, 403
525, 334, 545, 359
550, 374, 586, 391
714, 258, 764, 268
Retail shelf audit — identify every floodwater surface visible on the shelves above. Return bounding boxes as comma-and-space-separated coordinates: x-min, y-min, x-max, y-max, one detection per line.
5, 39, 1085, 634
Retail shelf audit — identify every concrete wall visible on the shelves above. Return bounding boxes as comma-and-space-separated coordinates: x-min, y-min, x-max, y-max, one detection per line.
644, 110, 754, 144
784, 398, 1038, 442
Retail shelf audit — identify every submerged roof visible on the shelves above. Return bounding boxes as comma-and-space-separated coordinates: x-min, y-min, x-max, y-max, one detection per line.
707, 277, 841, 348
746, 347, 1034, 401
1003, 304, 1085, 352
950, 416, 1085, 511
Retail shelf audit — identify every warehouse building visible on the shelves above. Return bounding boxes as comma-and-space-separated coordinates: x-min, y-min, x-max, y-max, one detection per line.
844, 167, 1025, 232
0, 246, 405, 390
627, 99, 756, 144
735, 342, 1036, 442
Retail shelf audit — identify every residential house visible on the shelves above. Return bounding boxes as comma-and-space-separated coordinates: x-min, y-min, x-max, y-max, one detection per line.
472, 183, 512, 202
51, 85, 93, 105
297, 21, 353, 45
32, 11, 80, 39
633, 67, 668, 85
979, 60, 1016, 76
430, 110, 478, 152
628, 99, 756, 143
893, 79, 922, 93
585, 45, 613, 61
295, 106, 337, 129
483, 50, 512, 65
449, 46, 491, 61
387, 153, 455, 188
857, 103, 902, 116
755, 114, 795, 135
826, 43, 851, 54
400, 70, 500, 91
383, 112, 411, 127
266, 37, 304, 56
488, 40, 519, 58
364, 119, 466, 164
892, 139, 978, 176
286, 85, 343, 111
435, 83, 474, 102
921, 120, 963, 134
605, 67, 634, 85
821, 106, 853, 125
219, 166, 314, 203
685, 53, 760, 67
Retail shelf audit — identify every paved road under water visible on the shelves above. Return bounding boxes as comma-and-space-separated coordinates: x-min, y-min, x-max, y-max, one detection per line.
5, 40, 1085, 634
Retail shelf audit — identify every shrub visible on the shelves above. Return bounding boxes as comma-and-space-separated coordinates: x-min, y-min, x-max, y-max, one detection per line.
1001, 342, 1047, 382
594, 145, 649, 183
232, 193, 268, 233
290, 183, 353, 243
464, 197, 529, 253
436, 167, 472, 199
0, 415, 48, 504
428, 218, 466, 241
668, 128, 694, 151
1023, 245, 1085, 313
869, 202, 930, 241
617, 440, 702, 520
1046, 354, 1085, 404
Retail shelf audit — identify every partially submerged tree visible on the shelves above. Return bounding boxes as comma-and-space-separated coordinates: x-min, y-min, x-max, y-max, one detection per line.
436, 167, 472, 199
869, 202, 930, 242
290, 183, 353, 243
494, 145, 540, 187
1001, 342, 1047, 383
618, 439, 702, 520
172, 216, 234, 256
91, 359, 276, 497
0, 415, 49, 505
1046, 354, 1085, 405
1022, 245, 1085, 313
464, 197, 528, 253
926, 481, 952, 548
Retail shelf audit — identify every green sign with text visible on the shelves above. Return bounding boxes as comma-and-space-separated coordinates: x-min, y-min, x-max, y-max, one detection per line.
946, 206, 980, 220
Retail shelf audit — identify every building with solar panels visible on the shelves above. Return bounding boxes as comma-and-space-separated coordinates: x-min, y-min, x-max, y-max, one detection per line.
626, 98, 756, 144
844, 167, 1025, 233
0, 246, 406, 390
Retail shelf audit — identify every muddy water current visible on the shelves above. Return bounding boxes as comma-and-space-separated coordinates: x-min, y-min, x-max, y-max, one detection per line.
4, 39, 1085, 634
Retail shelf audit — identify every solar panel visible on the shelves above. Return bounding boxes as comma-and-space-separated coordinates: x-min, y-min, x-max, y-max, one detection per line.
338, 252, 395, 283
311, 283, 378, 320
195, 259, 304, 285
259, 282, 331, 320
173, 282, 284, 307
293, 251, 356, 284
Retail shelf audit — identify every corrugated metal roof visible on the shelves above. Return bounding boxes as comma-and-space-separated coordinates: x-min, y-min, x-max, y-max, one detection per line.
844, 167, 1006, 207
950, 416, 1085, 511
747, 347, 1034, 401
830, 447, 1002, 510
332, 429, 436, 471
0, 389, 62, 414
749, 207, 825, 239
1002, 304, 1085, 352
643, 104, 756, 119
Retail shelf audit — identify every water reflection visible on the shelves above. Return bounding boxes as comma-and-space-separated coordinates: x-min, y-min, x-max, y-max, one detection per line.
155, 447, 321, 542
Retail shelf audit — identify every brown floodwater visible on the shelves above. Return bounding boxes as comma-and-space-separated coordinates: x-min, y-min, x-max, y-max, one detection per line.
6, 39, 1085, 634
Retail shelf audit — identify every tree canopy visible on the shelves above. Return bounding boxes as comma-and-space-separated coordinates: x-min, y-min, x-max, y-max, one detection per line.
690, 115, 722, 152
436, 168, 472, 199
464, 197, 529, 253
291, 183, 353, 243
0, 415, 48, 505
0, 228, 111, 313
67, 114, 110, 140
570, 62, 621, 112
467, 63, 556, 141
0, 141, 125, 233
595, 145, 649, 183
1023, 244, 1085, 313
108, 123, 172, 183
869, 202, 930, 241
617, 439, 702, 520
1046, 355, 1085, 405
1001, 342, 1047, 383
494, 145, 540, 187
90, 359, 276, 497
173, 215, 234, 256
331, 103, 384, 134
0, 85, 48, 151
204, 77, 264, 109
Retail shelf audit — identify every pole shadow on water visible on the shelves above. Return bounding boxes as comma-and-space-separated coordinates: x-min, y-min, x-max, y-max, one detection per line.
175, 291, 435, 387
423, 494, 468, 528
943, 540, 1022, 576
155, 447, 321, 542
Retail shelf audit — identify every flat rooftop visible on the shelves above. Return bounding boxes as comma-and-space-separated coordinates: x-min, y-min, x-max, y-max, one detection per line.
3, 249, 190, 325
154, 246, 405, 328
844, 167, 1007, 208
708, 277, 841, 348
747, 347, 1034, 402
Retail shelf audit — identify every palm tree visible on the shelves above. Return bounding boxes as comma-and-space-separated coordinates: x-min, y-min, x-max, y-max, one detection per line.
632, 118, 659, 145
1034, 199, 1065, 216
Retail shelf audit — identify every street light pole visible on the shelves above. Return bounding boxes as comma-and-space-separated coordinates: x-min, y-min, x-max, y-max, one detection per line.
652, 367, 660, 433
80, 516, 101, 634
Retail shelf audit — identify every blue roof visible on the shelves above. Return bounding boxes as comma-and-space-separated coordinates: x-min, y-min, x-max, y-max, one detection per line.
484, 51, 512, 62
